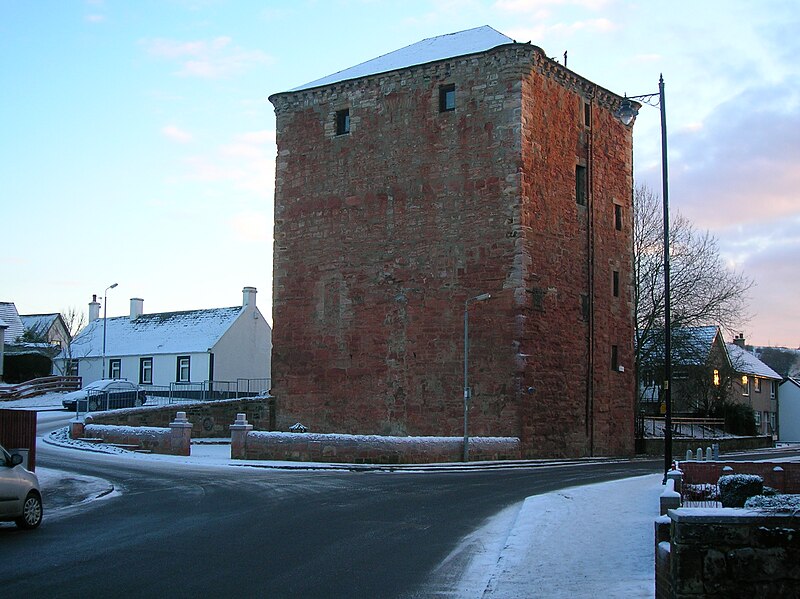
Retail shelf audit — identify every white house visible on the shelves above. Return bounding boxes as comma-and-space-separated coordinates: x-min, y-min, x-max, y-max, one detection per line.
59, 287, 271, 392
779, 378, 800, 443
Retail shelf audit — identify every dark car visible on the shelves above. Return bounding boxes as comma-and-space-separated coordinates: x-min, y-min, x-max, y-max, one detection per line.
62, 379, 148, 411
0, 443, 42, 529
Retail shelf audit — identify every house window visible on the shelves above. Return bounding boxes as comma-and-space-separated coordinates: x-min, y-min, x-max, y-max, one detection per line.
176, 356, 190, 383
140, 357, 153, 385
614, 204, 623, 230
771, 381, 777, 400
754, 410, 761, 426
109, 359, 121, 379
439, 84, 455, 112
741, 375, 749, 396
611, 345, 619, 371
575, 165, 587, 206
68, 361, 79, 377
612, 270, 619, 297
770, 412, 776, 431
713, 369, 720, 386
335, 109, 350, 135
753, 377, 762, 393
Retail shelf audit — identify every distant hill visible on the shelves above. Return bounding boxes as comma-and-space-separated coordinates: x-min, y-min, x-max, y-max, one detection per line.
751, 346, 800, 379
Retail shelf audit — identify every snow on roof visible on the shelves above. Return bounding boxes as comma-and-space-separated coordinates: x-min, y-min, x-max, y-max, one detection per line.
642, 326, 720, 366
288, 25, 515, 92
726, 343, 782, 380
67, 306, 244, 358
0, 302, 24, 343
20, 313, 59, 334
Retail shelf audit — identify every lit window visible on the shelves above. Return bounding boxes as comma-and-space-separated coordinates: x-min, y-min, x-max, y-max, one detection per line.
439, 84, 455, 112
713, 369, 720, 386
336, 109, 350, 135
754, 378, 761, 393
742, 375, 749, 396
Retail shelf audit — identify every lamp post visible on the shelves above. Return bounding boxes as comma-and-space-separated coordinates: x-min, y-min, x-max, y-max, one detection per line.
102, 282, 118, 380
616, 75, 672, 483
463, 292, 491, 461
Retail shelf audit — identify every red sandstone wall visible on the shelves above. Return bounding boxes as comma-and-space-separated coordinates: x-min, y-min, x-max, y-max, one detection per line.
270, 45, 634, 457
680, 461, 800, 493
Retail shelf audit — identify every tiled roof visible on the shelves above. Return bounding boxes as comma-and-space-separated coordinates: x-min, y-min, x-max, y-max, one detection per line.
726, 343, 782, 380
288, 25, 515, 92
66, 306, 244, 358
642, 326, 720, 366
20, 313, 59, 334
0, 302, 24, 343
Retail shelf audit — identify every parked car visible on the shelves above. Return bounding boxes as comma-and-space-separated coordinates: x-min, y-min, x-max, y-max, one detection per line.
62, 379, 148, 411
0, 443, 42, 529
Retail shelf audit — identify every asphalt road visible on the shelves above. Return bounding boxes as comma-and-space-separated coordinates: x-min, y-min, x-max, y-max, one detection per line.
3, 414, 796, 598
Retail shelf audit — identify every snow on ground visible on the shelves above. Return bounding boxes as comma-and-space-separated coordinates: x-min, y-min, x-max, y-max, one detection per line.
462, 474, 663, 598
0, 390, 67, 409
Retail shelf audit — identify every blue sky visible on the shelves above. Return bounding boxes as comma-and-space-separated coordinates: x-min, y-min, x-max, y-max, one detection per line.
2, 0, 798, 346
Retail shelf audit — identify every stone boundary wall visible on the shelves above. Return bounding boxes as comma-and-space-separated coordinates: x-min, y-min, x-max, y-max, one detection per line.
680, 461, 800, 493
656, 508, 800, 598
85, 397, 273, 438
232, 425, 521, 464
70, 412, 192, 456
639, 435, 773, 457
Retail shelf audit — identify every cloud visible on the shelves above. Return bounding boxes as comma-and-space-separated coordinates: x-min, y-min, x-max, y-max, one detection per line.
494, 0, 612, 11
505, 17, 617, 44
85, 14, 105, 23
140, 36, 273, 79
162, 125, 193, 143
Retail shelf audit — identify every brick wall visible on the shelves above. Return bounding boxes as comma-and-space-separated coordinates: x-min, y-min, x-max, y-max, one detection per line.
680, 460, 800, 493
270, 44, 634, 458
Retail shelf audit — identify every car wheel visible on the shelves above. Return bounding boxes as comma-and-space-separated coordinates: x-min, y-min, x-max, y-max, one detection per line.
88, 399, 99, 411
16, 492, 43, 529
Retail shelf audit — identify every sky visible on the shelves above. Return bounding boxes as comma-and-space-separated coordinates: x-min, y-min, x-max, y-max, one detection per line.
2, 0, 798, 347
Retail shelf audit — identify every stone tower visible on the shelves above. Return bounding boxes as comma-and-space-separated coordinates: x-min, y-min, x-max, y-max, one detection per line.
269, 26, 635, 457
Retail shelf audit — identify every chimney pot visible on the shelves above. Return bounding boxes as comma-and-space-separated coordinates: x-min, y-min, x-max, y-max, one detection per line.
130, 298, 144, 320
243, 286, 257, 308
88, 295, 101, 323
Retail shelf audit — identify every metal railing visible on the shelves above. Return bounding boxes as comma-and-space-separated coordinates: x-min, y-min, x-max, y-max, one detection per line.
141, 379, 271, 406
642, 417, 726, 439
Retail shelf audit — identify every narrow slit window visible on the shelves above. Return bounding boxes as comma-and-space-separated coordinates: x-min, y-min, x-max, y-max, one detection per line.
439, 84, 455, 112
612, 270, 619, 297
614, 204, 623, 230
583, 101, 591, 127
575, 165, 587, 206
611, 345, 619, 371
336, 109, 350, 135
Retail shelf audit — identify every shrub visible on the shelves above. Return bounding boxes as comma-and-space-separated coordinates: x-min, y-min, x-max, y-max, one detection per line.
744, 494, 800, 513
718, 474, 763, 507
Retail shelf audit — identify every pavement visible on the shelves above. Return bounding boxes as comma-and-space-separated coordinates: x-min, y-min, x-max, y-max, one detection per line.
37, 428, 663, 597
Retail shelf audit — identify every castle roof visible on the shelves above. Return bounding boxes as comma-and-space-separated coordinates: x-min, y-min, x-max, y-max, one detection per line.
290, 25, 514, 92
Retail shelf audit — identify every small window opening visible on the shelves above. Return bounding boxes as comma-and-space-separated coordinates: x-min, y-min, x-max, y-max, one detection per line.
611, 345, 619, 371
583, 101, 591, 127
575, 165, 587, 206
614, 204, 623, 230
336, 109, 350, 135
439, 84, 455, 112
612, 270, 619, 297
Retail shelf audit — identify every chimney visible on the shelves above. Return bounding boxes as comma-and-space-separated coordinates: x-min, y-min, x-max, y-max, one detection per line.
89, 294, 101, 323
130, 298, 144, 320
242, 286, 257, 308
733, 333, 746, 349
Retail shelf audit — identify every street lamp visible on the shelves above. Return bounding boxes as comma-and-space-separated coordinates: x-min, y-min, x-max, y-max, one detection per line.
616, 75, 672, 483
463, 292, 491, 461
102, 282, 118, 379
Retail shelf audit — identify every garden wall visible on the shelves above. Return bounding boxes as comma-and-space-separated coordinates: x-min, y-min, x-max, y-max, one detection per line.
639, 436, 773, 457
656, 508, 800, 598
71, 412, 192, 456
679, 461, 800, 494
85, 397, 273, 438
230, 419, 521, 464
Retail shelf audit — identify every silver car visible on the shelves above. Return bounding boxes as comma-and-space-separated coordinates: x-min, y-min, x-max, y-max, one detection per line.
0, 443, 43, 529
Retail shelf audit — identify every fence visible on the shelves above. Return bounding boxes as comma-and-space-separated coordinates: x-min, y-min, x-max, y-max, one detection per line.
0, 375, 82, 400
141, 379, 271, 406
0, 409, 37, 470
641, 416, 725, 439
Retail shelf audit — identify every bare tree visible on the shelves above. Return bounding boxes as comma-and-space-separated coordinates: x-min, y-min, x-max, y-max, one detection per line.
53, 307, 87, 376
634, 184, 754, 409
